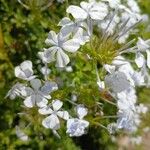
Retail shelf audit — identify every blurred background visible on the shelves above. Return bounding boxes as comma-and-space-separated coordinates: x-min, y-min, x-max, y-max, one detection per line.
0, 0, 150, 149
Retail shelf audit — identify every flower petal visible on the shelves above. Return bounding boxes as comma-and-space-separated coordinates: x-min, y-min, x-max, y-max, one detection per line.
41, 81, 58, 95
24, 95, 35, 108
66, 5, 87, 20
15, 66, 26, 79
15, 60, 34, 80
76, 105, 88, 119
36, 96, 48, 108
45, 31, 58, 46
56, 49, 70, 68
135, 52, 145, 68
52, 99, 63, 111
57, 111, 69, 120
42, 114, 60, 130
20, 60, 32, 70
62, 39, 80, 53
38, 106, 53, 115
38, 47, 57, 63
58, 17, 72, 26
30, 79, 41, 90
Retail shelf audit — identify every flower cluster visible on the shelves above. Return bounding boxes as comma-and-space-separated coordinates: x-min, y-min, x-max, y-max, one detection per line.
7, 0, 149, 139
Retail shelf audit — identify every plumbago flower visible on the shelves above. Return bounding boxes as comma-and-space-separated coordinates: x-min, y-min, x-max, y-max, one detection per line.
15, 60, 36, 81
23, 79, 58, 108
39, 100, 69, 130
67, 1, 108, 21
5, 83, 25, 100
38, 30, 81, 68
66, 105, 89, 137
7, 0, 150, 139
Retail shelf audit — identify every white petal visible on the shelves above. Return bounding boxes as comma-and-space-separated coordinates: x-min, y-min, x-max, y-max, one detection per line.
80, 2, 90, 10
15, 66, 26, 79
89, 3, 108, 20
20, 87, 33, 97
56, 49, 70, 68
58, 17, 72, 26
66, 6, 87, 20
62, 39, 80, 52
137, 37, 149, 51
45, 31, 58, 46
60, 25, 74, 37
36, 96, 48, 108
146, 50, 150, 68
38, 106, 53, 115
40, 66, 51, 75
57, 111, 69, 120
76, 105, 88, 119
16, 126, 28, 141
105, 71, 130, 93
24, 95, 35, 108
41, 81, 58, 94
73, 28, 89, 45
42, 114, 60, 130
15, 60, 34, 80
104, 64, 115, 74
135, 53, 145, 68
20, 60, 32, 70
52, 99, 63, 111
38, 47, 57, 63
30, 79, 41, 90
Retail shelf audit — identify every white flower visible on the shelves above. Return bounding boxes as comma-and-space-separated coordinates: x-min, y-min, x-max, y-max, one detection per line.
116, 87, 141, 132
117, 87, 137, 104
67, 1, 108, 21
135, 52, 145, 68
127, 0, 140, 13
75, 105, 88, 119
107, 56, 137, 87
117, 98, 135, 112
16, 126, 29, 141
58, 17, 89, 44
5, 83, 25, 100
136, 38, 150, 69
39, 99, 69, 130
66, 118, 89, 137
132, 71, 145, 86
39, 31, 80, 67
40, 66, 51, 76
117, 109, 138, 132
105, 71, 130, 93
66, 105, 89, 137
15, 60, 35, 81
23, 79, 58, 108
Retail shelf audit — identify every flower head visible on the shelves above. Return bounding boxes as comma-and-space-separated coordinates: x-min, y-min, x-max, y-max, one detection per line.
15, 60, 35, 81
39, 99, 69, 130
23, 79, 58, 108
66, 105, 89, 137
39, 31, 81, 67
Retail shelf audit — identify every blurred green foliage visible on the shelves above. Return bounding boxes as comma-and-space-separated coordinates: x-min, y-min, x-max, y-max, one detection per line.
0, 0, 150, 150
